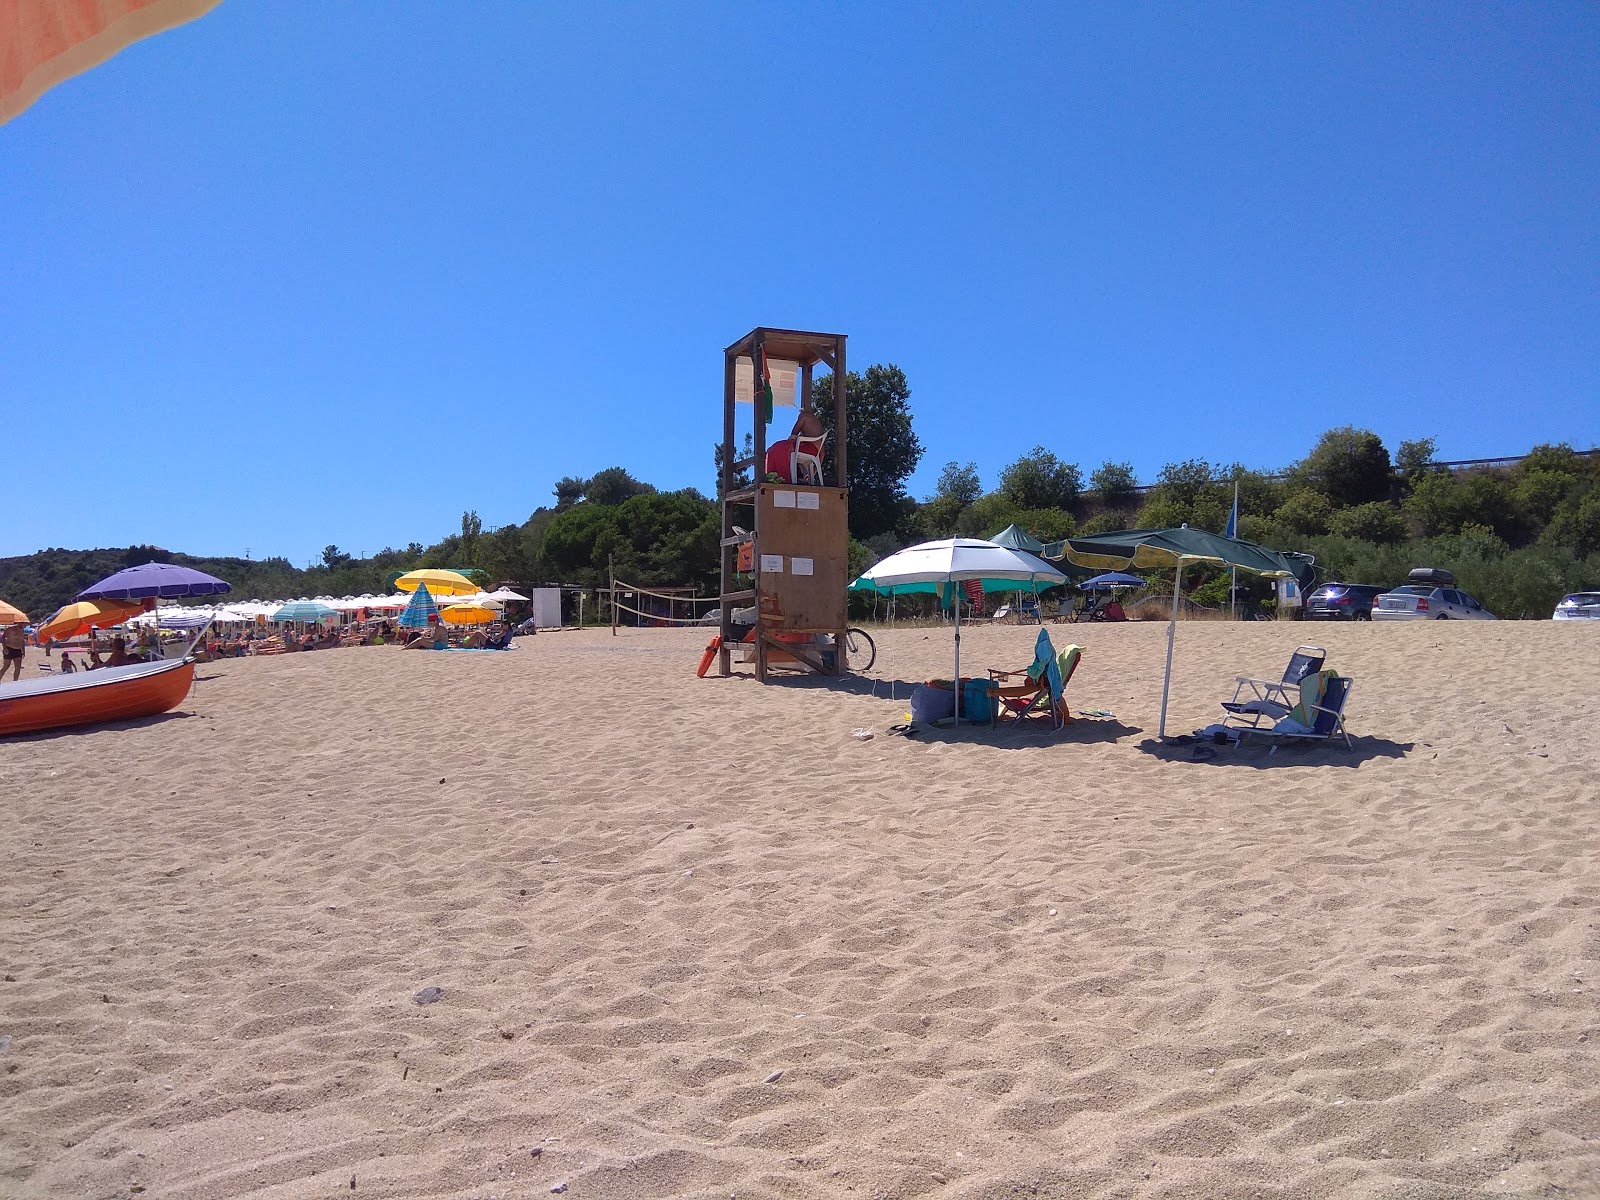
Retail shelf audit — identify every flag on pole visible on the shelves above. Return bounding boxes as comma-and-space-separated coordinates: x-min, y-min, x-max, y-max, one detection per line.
1226, 482, 1240, 618
758, 346, 774, 426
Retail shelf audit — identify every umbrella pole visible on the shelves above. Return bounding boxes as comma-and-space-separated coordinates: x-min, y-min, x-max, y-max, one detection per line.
953, 588, 961, 723
1159, 560, 1183, 739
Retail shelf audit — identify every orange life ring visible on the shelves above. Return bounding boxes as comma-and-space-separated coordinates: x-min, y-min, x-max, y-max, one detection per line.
696, 635, 721, 677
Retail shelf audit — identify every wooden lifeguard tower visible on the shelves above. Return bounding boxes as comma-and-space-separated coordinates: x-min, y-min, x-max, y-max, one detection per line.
717, 327, 849, 680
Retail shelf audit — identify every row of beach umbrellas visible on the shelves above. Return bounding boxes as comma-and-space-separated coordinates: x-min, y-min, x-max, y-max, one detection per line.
27, 564, 527, 641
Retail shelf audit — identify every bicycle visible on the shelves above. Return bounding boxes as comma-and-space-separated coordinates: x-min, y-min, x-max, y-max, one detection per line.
843, 627, 876, 672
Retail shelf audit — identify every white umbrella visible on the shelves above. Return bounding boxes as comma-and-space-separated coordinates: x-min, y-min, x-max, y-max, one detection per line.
485, 587, 530, 602
852, 539, 1067, 721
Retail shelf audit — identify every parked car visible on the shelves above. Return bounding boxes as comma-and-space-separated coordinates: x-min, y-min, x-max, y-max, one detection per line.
1303, 582, 1385, 621
1552, 592, 1600, 621
1372, 568, 1496, 621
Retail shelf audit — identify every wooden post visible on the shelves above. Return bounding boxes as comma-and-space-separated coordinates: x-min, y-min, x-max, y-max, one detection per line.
609, 555, 617, 637
832, 334, 847, 489
750, 332, 768, 683
719, 348, 737, 676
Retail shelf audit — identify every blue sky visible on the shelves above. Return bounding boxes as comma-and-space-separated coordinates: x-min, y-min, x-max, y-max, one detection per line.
4, 2, 1596, 565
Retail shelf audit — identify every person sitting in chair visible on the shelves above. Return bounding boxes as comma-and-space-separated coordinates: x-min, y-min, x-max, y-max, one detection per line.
1101, 597, 1127, 622
763, 406, 824, 483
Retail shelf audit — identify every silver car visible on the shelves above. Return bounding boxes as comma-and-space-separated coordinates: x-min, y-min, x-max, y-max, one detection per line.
1371, 584, 1497, 621
1552, 592, 1600, 621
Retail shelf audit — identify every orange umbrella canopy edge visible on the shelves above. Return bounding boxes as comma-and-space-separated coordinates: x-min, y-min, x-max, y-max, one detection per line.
2, 0, 223, 126
36, 598, 146, 641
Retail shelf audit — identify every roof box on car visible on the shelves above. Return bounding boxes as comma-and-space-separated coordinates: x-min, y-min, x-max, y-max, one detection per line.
1408, 566, 1455, 586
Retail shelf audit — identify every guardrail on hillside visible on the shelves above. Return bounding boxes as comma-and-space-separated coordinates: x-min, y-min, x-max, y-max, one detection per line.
1118, 448, 1597, 497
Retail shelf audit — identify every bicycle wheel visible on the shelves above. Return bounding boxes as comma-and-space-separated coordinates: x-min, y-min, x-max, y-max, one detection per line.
844, 627, 876, 672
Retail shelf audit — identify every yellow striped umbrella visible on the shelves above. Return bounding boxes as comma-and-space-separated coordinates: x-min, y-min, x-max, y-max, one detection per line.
395, 569, 480, 597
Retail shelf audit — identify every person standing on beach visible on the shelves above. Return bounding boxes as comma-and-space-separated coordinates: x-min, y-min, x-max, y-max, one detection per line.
1, 621, 26, 682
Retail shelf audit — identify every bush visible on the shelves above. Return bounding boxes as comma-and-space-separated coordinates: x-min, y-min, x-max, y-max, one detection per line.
1293, 426, 1393, 507
1542, 494, 1600, 558
1133, 495, 1188, 530
1327, 501, 1408, 545
998, 447, 1082, 511
1080, 511, 1129, 536
1276, 490, 1334, 536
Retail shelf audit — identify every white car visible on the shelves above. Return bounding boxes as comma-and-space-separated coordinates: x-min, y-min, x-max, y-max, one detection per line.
1552, 592, 1600, 621
1371, 584, 1497, 621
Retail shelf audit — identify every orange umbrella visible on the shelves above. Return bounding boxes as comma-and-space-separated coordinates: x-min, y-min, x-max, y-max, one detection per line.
2, 0, 221, 125
36, 598, 146, 641
0, 600, 28, 625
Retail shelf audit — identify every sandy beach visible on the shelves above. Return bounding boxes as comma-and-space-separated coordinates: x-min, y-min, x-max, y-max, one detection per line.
2, 621, 1598, 1199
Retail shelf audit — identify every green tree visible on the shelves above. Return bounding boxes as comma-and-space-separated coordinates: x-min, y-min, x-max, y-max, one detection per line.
321, 544, 351, 568
1327, 501, 1408, 545
1395, 436, 1439, 485
553, 476, 588, 510
999, 446, 1082, 511
585, 467, 654, 507
713, 432, 754, 497
1542, 494, 1600, 557
812, 364, 925, 541
458, 510, 483, 567
1155, 459, 1218, 508
920, 461, 982, 535
1295, 426, 1393, 508
1276, 489, 1335, 536
1089, 461, 1138, 507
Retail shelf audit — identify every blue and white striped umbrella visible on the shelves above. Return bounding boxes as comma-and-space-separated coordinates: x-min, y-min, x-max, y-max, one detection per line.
274, 601, 338, 623
397, 582, 440, 629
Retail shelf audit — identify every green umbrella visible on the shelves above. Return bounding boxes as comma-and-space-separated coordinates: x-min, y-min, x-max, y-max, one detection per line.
989, 523, 1045, 553
1040, 526, 1309, 738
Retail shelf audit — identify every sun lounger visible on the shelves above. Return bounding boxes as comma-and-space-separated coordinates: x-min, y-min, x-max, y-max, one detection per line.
1220, 644, 1325, 729
1239, 671, 1352, 749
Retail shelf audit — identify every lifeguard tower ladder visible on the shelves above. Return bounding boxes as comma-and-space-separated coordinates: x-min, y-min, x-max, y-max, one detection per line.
717, 327, 849, 680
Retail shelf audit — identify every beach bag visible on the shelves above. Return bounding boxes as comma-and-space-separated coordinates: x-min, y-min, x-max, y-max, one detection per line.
910, 682, 956, 724
962, 678, 994, 722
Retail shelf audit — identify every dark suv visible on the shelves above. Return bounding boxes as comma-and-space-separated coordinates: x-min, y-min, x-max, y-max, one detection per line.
1304, 582, 1384, 621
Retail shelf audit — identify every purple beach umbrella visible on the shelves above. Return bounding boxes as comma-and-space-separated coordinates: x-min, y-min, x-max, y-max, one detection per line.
77, 562, 232, 601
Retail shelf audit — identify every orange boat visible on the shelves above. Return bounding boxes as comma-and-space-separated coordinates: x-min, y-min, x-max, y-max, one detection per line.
0, 658, 195, 736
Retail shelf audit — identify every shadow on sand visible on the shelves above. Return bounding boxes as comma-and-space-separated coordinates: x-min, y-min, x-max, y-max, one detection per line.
6, 710, 198, 743
906, 715, 1144, 749
1135, 733, 1412, 769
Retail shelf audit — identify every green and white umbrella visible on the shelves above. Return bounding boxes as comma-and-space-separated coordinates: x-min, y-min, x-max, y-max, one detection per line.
1043, 526, 1311, 738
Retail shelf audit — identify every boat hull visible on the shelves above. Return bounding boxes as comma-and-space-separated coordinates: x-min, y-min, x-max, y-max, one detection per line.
0, 659, 195, 736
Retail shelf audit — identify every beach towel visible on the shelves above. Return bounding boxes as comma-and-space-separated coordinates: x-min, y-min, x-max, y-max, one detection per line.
1273, 669, 1335, 735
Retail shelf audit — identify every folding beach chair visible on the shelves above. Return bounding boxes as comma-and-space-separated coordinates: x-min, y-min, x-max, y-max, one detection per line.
1220, 644, 1325, 731
1240, 671, 1353, 750
987, 630, 1082, 730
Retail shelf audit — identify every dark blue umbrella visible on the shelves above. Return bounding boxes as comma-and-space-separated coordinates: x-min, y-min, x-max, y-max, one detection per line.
1079, 572, 1147, 591
78, 562, 231, 601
